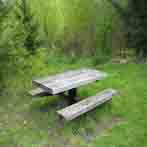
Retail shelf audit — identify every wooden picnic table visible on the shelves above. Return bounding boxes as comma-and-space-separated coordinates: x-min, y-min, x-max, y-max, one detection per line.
32, 69, 107, 104
30, 69, 117, 121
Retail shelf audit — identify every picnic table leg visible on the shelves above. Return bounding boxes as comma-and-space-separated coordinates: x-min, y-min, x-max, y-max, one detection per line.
68, 88, 77, 104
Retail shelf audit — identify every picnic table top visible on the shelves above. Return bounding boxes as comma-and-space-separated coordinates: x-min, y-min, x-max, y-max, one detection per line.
33, 69, 107, 95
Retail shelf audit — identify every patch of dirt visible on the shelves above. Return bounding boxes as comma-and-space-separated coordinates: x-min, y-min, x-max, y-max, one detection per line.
45, 115, 124, 146
80, 116, 124, 143
25, 98, 125, 146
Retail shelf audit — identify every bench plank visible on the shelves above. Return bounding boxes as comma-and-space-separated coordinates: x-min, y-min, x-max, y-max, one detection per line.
29, 88, 50, 97
33, 69, 107, 95
57, 89, 117, 121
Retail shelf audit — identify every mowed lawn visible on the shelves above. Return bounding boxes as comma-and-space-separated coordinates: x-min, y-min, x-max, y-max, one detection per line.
0, 58, 147, 147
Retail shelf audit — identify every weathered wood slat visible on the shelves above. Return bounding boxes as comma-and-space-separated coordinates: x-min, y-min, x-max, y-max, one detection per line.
33, 69, 105, 84
57, 89, 117, 121
33, 69, 85, 84
33, 69, 107, 95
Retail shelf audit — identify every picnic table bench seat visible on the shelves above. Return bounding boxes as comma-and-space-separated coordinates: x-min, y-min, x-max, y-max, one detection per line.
29, 88, 51, 97
57, 89, 117, 121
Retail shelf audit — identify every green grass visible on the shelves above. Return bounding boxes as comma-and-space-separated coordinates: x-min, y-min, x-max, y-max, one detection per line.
0, 55, 147, 147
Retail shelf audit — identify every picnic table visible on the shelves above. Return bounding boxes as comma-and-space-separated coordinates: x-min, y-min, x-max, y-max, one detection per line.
33, 69, 107, 102
30, 69, 117, 121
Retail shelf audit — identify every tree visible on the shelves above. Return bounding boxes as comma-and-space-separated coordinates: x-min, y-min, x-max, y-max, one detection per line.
14, 0, 41, 54
108, 0, 147, 59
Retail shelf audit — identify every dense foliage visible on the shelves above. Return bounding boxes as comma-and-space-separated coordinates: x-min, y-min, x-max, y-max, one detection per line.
14, 0, 41, 53
109, 0, 147, 59
29, 0, 116, 56
0, 0, 116, 55
0, 0, 117, 86
127, 0, 147, 58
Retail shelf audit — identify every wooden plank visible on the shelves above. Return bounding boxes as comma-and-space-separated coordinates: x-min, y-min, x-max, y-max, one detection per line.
57, 89, 117, 121
29, 88, 51, 97
33, 69, 107, 95
33, 69, 105, 84
33, 69, 85, 84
